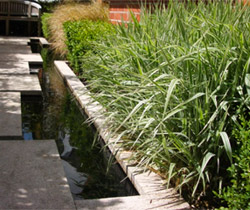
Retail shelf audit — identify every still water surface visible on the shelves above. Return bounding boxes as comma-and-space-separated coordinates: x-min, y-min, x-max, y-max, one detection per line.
21, 50, 138, 199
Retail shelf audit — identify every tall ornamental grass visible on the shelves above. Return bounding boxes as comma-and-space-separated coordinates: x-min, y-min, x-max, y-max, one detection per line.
66, 0, 250, 204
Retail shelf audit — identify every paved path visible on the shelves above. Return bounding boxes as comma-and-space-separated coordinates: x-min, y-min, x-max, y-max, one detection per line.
0, 140, 75, 209
0, 74, 41, 95
0, 61, 30, 74
0, 44, 32, 53
0, 37, 76, 209
0, 37, 42, 139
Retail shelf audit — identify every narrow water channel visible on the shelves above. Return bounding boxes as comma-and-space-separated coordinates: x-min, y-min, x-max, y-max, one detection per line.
21, 46, 138, 199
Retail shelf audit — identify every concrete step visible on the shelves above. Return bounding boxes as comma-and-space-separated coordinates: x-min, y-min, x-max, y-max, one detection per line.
0, 61, 30, 74
0, 36, 30, 45
0, 74, 41, 95
0, 140, 75, 209
0, 92, 22, 140
75, 193, 189, 210
0, 53, 43, 65
0, 44, 32, 54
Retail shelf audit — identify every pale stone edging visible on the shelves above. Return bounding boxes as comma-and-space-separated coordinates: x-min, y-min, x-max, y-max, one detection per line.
30, 37, 50, 48
54, 60, 190, 209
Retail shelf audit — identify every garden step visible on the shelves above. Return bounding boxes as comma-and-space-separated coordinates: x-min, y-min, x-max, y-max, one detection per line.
0, 53, 43, 64
0, 36, 30, 45
0, 61, 30, 74
0, 74, 41, 95
0, 44, 32, 54
0, 92, 22, 140
0, 140, 75, 209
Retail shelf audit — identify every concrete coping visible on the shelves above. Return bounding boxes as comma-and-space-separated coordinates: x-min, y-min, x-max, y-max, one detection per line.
30, 37, 50, 48
54, 60, 190, 209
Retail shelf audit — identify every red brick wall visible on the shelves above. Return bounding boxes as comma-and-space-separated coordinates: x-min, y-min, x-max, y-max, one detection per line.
109, 7, 141, 24
106, 0, 169, 24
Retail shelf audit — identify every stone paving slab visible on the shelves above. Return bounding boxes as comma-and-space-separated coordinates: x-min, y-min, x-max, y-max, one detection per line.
0, 44, 32, 54
0, 74, 41, 95
76, 194, 189, 210
0, 53, 43, 64
0, 36, 30, 45
30, 37, 50, 48
0, 61, 30, 74
0, 140, 76, 209
0, 92, 22, 139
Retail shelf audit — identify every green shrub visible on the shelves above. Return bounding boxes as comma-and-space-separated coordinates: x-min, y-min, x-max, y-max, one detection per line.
41, 13, 52, 39
63, 20, 114, 73
217, 115, 250, 209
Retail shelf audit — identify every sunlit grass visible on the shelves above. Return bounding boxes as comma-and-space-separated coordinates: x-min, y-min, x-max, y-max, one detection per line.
72, 0, 250, 204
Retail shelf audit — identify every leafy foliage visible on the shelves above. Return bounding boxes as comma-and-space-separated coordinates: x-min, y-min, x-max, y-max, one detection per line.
41, 13, 52, 39
217, 115, 250, 210
64, 20, 114, 73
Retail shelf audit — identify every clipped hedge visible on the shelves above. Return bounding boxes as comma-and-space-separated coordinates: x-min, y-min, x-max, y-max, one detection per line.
63, 20, 114, 74
41, 13, 52, 39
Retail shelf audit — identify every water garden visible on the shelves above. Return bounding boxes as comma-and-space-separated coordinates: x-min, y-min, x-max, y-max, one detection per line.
22, 48, 138, 199
38, 0, 250, 209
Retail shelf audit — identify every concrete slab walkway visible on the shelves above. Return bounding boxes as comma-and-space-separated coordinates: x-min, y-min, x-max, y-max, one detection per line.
0, 44, 32, 54
0, 140, 75, 209
0, 74, 41, 95
0, 37, 77, 209
0, 37, 42, 140
0, 36, 30, 45
0, 61, 30, 74
0, 53, 43, 64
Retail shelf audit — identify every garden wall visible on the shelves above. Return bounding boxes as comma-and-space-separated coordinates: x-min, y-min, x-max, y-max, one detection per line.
105, 0, 169, 24
103, 0, 250, 24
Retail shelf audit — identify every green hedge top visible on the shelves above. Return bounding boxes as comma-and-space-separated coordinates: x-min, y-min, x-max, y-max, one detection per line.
64, 20, 115, 73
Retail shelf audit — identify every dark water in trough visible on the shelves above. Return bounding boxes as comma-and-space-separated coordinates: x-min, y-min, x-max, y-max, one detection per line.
21, 47, 138, 199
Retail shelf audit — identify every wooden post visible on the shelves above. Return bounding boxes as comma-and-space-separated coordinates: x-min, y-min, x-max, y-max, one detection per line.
6, 0, 10, 35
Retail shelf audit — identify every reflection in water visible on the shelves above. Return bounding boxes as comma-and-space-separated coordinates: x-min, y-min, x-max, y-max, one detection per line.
21, 96, 43, 140
21, 49, 138, 199
62, 160, 88, 199
59, 129, 76, 158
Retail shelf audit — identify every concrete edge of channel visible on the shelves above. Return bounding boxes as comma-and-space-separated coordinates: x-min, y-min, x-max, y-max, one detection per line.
53, 60, 191, 209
